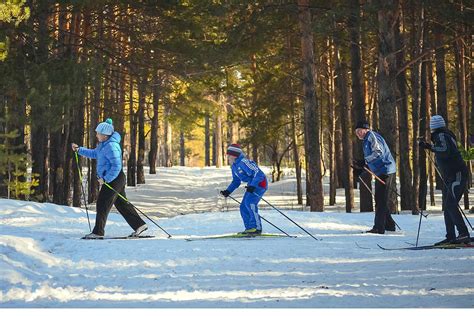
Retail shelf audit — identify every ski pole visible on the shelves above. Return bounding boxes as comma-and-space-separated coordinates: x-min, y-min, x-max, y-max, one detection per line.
74, 151, 92, 232
425, 150, 473, 230
355, 173, 403, 231
225, 194, 293, 238
362, 166, 402, 198
415, 208, 423, 247
104, 182, 172, 238
357, 171, 426, 218
250, 192, 320, 241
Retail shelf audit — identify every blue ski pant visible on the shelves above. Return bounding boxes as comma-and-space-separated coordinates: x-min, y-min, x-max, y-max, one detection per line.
240, 189, 266, 230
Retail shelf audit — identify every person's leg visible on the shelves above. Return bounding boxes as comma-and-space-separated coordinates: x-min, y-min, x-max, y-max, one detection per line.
93, 182, 118, 236
383, 174, 396, 231
112, 172, 146, 231
442, 184, 456, 241
240, 192, 251, 230
445, 171, 469, 238
373, 175, 388, 233
242, 190, 263, 231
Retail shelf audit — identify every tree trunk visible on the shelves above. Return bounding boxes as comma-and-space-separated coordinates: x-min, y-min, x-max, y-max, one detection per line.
287, 26, 303, 205
205, 113, 211, 167
334, 45, 354, 213
149, 73, 159, 174
30, 0, 50, 202
298, 0, 324, 211
327, 39, 337, 206
127, 76, 137, 186
394, 4, 414, 212
419, 56, 430, 211
428, 60, 437, 206
454, 36, 470, 210
137, 76, 147, 184
163, 101, 172, 167
88, 71, 100, 202
215, 95, 223, 168
349, 0, 373, 212
376, 0, 400, 213
180, 130, 185, 166
434, 24, 448, 123
410, 0, 423, 214
72, 86, 86, 207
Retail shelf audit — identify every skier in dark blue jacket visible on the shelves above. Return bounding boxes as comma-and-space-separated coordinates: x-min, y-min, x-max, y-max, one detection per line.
353, 120, 397, 234
419, 115, 470, 245
72, 118, 147, 239
220, 144, 268, 235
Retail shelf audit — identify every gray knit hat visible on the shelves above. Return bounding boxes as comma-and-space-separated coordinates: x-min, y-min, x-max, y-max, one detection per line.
429, 115, 446, 131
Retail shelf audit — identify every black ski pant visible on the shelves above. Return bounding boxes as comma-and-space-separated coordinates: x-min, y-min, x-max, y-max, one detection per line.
373, 173, 396, 233
442, 170, 469, 239
92, 171, 146, 236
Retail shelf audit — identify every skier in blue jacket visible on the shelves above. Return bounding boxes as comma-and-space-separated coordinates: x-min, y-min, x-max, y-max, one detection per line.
72, 118, 147, 239
353, 120, 397, 234
220, 144, 268, 235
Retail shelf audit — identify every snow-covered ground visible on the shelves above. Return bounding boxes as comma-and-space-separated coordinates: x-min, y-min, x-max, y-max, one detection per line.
0, 167, 473, 308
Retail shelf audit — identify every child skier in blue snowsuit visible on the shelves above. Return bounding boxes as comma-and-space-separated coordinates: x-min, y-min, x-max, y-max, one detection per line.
220, 144, 268, 235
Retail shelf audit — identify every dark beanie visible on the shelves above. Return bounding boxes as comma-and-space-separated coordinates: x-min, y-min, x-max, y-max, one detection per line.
355, 120, 370, 130
226, 144, 244, 157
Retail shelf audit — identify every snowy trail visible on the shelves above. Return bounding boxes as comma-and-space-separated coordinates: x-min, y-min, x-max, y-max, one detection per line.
1, 167, 473, 307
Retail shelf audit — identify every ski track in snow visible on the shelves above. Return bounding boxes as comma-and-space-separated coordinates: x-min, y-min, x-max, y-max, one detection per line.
0, 166, 473, 307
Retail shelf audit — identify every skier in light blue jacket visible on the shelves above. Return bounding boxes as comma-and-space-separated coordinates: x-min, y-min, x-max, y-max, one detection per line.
72, 118, 147, 239
220, 144, 268, 235
353, 120, 397, 234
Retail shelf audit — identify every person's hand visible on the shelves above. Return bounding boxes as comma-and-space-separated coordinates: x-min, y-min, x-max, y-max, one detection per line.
246, 186, 256, 193
352, 159, 367, 170
98, 178, 104, 186
351, 166, 364, 178
71, 143, 79, 152
220, 190, 230, 197
418, 140, 432, 150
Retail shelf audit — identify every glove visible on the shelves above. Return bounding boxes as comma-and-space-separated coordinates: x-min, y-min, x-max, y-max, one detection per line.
352, 159, 367, 170
220, 190, 230, 197
352, 167, 364, 178
246, 186, 256, 193
418, 140, 432, 150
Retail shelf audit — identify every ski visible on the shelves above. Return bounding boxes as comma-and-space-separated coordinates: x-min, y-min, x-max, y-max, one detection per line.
354, 242, 371, 250
185, 233, 296, 241
377, 242, 474, 251
81, 235, 156, 240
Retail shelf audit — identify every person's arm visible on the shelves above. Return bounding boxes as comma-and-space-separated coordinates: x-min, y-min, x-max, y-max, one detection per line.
432, 132, 455, 159
78, 146, 98, 159
103, 144, 122, 183
226, 169, 241, 193
364, 131, 383, 163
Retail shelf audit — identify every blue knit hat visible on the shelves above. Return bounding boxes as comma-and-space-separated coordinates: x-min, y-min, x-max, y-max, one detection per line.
429, 115, 446, 131
95, 118, 114, 136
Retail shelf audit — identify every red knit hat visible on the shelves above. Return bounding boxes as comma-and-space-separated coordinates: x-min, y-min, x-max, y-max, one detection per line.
226, 144, 243, 157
